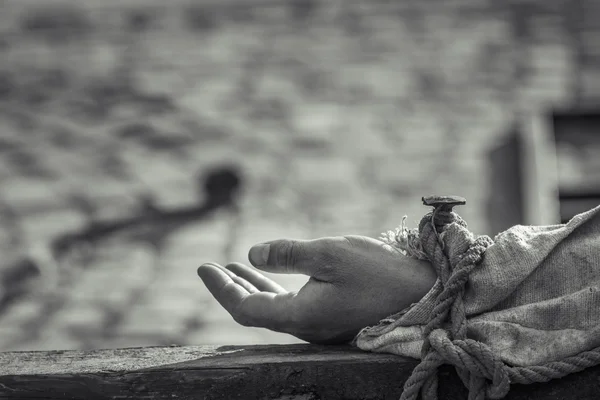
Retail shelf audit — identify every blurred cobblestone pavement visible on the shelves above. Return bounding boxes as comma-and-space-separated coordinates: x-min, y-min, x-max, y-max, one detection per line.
0, 0, 589, 350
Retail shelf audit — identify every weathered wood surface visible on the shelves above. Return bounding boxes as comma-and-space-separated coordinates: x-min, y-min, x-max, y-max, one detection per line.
1, 344, 600, 399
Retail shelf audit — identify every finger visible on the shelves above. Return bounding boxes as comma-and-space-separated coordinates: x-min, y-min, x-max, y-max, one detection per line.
247, 238, 332, 277
198, 264, 298, 331
237, 280, 333, 333
236, 291, 300, 332
197, 264, 251, 314
225, 262, 286, 294
208, 263, 259, 294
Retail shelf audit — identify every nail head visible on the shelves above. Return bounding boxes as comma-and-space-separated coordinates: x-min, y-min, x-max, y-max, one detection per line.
422, 195, 467, 208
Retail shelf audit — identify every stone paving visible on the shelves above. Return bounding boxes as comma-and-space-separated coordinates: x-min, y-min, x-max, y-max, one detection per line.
0, 0, 583, 351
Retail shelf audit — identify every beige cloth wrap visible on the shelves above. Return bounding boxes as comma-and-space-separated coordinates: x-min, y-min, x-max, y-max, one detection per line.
354, 205, 600, 367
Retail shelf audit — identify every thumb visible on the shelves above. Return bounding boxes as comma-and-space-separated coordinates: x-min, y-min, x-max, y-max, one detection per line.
248, 238, 326, 277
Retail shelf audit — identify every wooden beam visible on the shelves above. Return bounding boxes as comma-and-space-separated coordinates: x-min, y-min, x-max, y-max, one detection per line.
1, 344, 599, 399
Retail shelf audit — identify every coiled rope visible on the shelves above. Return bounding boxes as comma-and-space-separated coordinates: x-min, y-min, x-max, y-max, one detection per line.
398, 199, 600, 400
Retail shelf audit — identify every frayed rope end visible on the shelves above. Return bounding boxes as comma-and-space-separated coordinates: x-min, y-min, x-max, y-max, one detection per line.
379, 216, 430, 261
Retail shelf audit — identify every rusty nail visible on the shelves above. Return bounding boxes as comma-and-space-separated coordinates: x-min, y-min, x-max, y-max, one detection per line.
422, 195, 466, 211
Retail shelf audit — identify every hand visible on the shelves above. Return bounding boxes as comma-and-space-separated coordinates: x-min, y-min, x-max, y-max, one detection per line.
197, 235, 436, 344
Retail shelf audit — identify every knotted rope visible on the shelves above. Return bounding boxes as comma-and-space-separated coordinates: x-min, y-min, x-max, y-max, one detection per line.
395, 198, 600, 400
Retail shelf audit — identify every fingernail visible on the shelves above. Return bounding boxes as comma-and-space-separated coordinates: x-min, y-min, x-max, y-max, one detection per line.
249, 244, 270, 266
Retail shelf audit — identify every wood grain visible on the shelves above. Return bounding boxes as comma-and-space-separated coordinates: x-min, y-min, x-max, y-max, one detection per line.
1, 344, 600, 399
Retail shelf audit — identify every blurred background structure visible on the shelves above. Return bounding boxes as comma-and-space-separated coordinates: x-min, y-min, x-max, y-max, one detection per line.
0, 0, 598, 351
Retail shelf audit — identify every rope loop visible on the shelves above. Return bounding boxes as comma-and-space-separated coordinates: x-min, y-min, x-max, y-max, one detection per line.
428, 329, 511, 399
400, 206, 494, 400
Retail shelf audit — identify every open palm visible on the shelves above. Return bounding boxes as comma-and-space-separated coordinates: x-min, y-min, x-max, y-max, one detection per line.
197, 235, 436, 344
